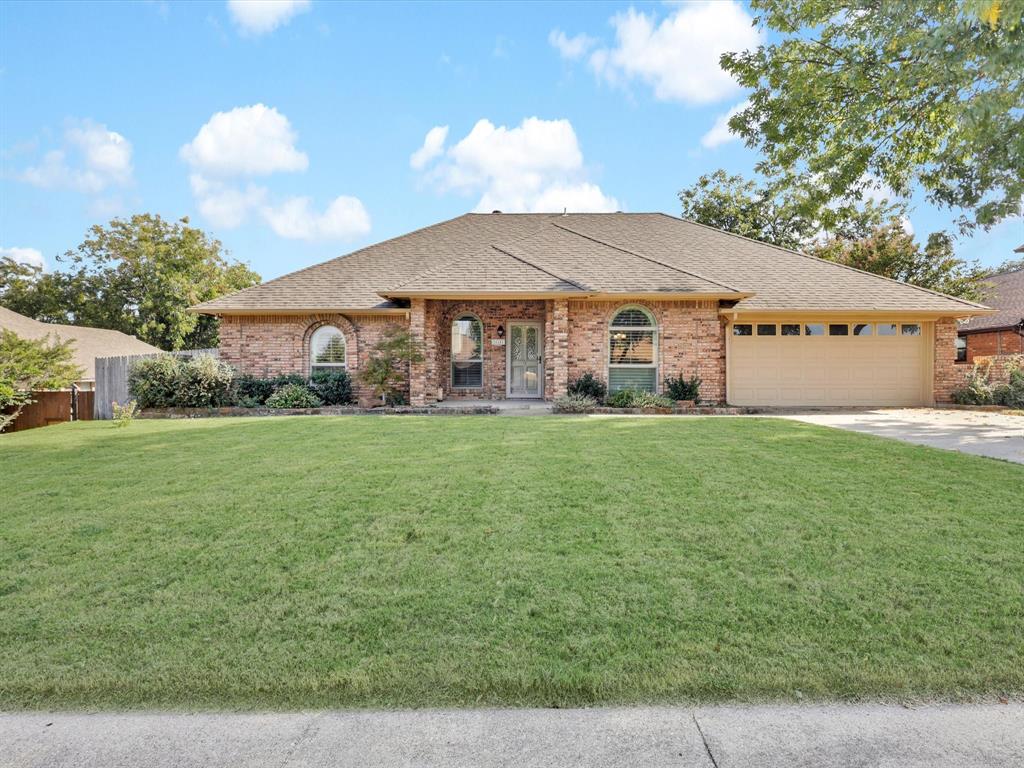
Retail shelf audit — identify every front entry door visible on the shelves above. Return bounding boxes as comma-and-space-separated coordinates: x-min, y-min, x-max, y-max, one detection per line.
508, 322, 543, 398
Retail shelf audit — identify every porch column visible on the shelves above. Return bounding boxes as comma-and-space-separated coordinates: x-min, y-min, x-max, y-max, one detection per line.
409, 298, 428, 405
548, 298, 569, 399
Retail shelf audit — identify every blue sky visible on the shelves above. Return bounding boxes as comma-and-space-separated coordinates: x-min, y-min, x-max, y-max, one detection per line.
2, 0, 1021, 281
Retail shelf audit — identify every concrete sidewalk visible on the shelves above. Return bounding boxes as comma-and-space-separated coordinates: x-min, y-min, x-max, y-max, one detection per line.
2, 703, 1021, 767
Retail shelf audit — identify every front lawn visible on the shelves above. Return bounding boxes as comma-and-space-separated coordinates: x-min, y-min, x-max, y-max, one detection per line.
1, 416, 1021, 709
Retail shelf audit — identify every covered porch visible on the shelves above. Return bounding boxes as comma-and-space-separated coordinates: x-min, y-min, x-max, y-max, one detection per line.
406, 297, 569, 405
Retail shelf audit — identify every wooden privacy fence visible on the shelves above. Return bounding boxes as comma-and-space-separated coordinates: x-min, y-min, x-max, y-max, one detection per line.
3, 388, 94, 433
94, 349, 217, 420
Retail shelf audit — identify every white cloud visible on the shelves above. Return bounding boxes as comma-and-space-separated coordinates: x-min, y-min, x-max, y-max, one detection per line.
182, 103, 369, 239
0, 246, 45, 270
701, 100, 749, 148
180, 104, 308, 177
589, 2, 761, 104
414, 117, 618, 213
226, 0, 310, 36
190, 174, 268, 228
21, 119, 133, 193
409, 125, 448, 170
261, 196, 371, 240
549, 29, 596, 60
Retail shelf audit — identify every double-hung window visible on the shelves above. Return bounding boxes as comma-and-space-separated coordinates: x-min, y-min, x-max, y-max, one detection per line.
608, 306, 658, 393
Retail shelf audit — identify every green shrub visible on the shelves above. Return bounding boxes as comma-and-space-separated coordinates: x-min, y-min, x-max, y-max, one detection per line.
111, 399, 139, 427
266, 383, 322, 409
234, 374, 275, 405
552, 393, 597, 413
129, 355, 183, 408
993, 361, 1024, 408
309, 370, 354, 405
951, 362, 994, 405
272, 373, 307, 390
663, 374, 701, 403
567, 372, 607, 400
604, 388, 677, 409
130, 354, 236, 408
175, 354, 235, 408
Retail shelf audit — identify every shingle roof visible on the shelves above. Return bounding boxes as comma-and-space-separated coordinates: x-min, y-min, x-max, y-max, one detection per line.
191, 212, 990, 315
959, 269, 1024, 333
0, 306, 161, 380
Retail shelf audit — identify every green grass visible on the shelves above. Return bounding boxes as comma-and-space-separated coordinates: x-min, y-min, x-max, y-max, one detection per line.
1, 416, 1022, 710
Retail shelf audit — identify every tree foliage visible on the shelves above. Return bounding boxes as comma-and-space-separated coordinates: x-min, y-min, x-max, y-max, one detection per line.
807, 222, 989, 301
0, 330, 82, 432
679, 170, 902, 250
358, 325, 425, 405
680, 170, 988, 300
721, 0, 1024, 231
0, 214, 260, 350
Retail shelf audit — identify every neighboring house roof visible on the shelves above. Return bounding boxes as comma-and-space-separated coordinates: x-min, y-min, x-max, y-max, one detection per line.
1015, 243, 1023, 253
191, 212, 991, 316
0, 306, 161, 380
958, 269, 1024, 334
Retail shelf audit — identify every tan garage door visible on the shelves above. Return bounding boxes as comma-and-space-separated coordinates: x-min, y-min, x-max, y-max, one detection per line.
728, 321, 930, 406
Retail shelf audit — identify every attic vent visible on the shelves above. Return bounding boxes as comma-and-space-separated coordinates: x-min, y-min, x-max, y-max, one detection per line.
491, 210, 502, 214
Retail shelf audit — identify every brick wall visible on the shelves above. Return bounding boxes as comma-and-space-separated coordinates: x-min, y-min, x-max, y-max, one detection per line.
963, 329, 1024, 363
933, 318, 961, 404
218, 299, 729, 405
218, 313, 404, 405
566, 299, 726, 403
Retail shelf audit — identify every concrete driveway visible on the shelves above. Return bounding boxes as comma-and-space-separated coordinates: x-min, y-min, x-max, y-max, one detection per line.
781, 408, 1024, 463
2, 704, 1022, 768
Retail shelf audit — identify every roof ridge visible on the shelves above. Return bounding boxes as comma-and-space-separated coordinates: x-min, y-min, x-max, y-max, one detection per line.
195, 213, 480, 308
662, 213, 991, 311
550, 220, 744, 293
488, 243, 590, 291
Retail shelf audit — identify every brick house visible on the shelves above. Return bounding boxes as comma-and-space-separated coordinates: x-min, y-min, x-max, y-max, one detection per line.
191, 212, 994, 407
956, 266, 1023, 365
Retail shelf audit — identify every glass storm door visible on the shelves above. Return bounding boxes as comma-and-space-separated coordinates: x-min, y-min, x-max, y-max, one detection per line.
508, 323, 543, 398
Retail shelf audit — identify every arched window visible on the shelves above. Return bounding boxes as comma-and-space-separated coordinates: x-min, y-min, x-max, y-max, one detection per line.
608, 306, 658, 393
451, 314, 483, 388
310, 326, 347, 375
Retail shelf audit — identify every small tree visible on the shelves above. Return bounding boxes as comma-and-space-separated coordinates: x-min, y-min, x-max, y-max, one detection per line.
358, 325, 425, 405
0, 329, 82, 431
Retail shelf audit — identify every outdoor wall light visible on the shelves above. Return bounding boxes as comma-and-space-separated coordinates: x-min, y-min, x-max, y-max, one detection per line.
496, 324, 505, 339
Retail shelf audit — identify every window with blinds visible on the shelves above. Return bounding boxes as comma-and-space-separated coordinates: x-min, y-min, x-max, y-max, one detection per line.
451, 315, 483, 388
608, 306, 657, 393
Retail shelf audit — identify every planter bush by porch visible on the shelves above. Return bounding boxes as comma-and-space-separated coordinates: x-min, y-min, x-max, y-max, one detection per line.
552, 393, 598, 413
309, 370, 354, 406
664, 374, 702, 404
567, 372, 607, 401
604, 388, 676, 409
265, 383, 322, 409
234, 374, 276, 405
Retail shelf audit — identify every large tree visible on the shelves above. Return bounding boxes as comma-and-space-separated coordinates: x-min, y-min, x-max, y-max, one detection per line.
721, 0, 1024, 231
807, 221, 989, 301
0, 215, 260, 350
679, 170, 988, 300
678, 169, 901, 250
